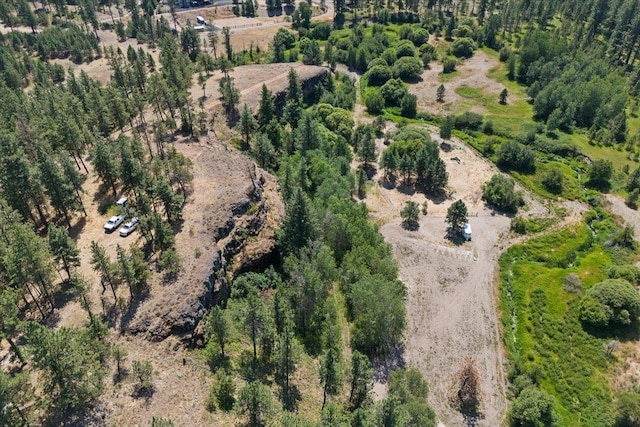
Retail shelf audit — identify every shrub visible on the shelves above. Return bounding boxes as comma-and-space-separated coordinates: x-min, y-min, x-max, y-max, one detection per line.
368, 57, 389, 69
564, 273, 583, 293
541, 168, 563, 194
132, 360, 153, 395
365, 64, 393, 86
511, 216, 527, 234
213, 370, 236, 411
395, 40, 417, 58
579, 279, 640, 328
365, 91, 385, 114
409, 28, 429, 46
450, 37, 476, 58
442, 56, 457, 73
482, 174, 524, 213
454, 111, 483, 131
509, 387, 557, 427
393, 56, 424, 81
325, 109, 355, 140
588, 159, 613, 187
616, 392, 640, 427
400, 93, 417, 118
607, 265, 640, 285
497, 141, 536, 173
380, 78, 408, 106
309, 22, 331, 40
401, 200, 420, 230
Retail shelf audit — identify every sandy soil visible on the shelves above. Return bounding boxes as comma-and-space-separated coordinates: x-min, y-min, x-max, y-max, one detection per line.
410, 50, 510, 117
365, 133, 513, 425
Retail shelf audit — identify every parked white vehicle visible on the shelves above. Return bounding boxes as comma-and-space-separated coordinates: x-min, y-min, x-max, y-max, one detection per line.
119, 217, 139, 237
463, 223, 472, 241
104, 215, 125, 233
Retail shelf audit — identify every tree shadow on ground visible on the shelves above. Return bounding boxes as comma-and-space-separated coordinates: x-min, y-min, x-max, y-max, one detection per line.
401, 220, 419, 231
118, 290, 149, 333
446, 228, 467, 246
396, 182, 415, 195
280, 385, 302, 412
67, 216, 87, 240
371, 343, 406, 383
461, 408, 483, 427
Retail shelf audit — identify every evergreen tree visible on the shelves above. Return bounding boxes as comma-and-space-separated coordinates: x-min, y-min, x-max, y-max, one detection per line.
276, 320, 299, 410
283, 69, 304, 128
0, 289, 25, 364
258, 84, 275, 128
92, 136, 121, 197
279, 188, 316, 255
445, 199, 468, 233
48, 224, 80, 279
240, 104, 258, 150
349, 351, 373, 411
90, 240, 119, 301
238, 381, 273, 427
27, 323, 106, 413
206, 305, 232, 358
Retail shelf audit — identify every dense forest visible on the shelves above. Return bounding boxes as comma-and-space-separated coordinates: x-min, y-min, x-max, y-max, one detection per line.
1, 0, 640, 425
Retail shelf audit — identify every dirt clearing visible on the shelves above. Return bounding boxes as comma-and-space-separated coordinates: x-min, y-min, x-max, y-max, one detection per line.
364, 128, 548, 425
410, 50, 509, 117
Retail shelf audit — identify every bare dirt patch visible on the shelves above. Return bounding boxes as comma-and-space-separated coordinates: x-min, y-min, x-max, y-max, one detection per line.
410, 50, 509, 117
363, 126, 549, 426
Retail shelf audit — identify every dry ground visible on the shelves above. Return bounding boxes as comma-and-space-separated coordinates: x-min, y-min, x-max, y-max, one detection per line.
411, 50, 510, 117
361, 127, 548, 426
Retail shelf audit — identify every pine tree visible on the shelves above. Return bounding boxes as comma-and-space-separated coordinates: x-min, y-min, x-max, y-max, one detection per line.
276, 320, 299, 410
92, 136, 121, 197
27, 323, 106, 413
48, 224, 80, 279
0, 289, 25, 364
258, 84, 275, 128
90, 241, 119, 301
206, 306, 232, 358
280, 188, 316, 254
283, 68, 303, 128
240, 104, 258, 150
238, 381, 273, 427
349, 351, 373, 411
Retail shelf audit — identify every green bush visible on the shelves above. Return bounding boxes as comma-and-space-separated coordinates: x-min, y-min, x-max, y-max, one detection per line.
400, 93, 417, 118
482, 174, 524, 214
588, 159, 613, 187
616, 392, 640, 427
497, 141, 536, 173
442, 56, 457, 73
366, 91, 385, 114
509, 387, 557, 427
380, 78, 408, 106
454, 111, 483, 131
395, 40, 417, 58
309, 22, 331, 40
541, 168, 563, 194
365, 64, 393, 86
393, 56, 424, 81
579, 279, 640, 328
450, 37, 477, 58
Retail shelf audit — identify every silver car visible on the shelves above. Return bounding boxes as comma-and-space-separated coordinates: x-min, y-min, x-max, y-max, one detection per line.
119, 217, 139, 237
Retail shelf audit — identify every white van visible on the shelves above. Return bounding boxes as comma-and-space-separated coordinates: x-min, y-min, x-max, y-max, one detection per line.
463, 223, 472, 241
196, 15, 207, 25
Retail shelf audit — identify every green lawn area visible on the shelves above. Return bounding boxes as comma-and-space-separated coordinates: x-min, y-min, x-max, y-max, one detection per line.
499, 218, 634, 426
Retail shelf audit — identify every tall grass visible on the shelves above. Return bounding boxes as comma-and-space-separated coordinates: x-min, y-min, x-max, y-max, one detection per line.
500, 215, 635, 426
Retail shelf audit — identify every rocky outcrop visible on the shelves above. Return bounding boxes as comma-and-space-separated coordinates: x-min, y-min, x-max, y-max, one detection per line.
128, 143, 283, 344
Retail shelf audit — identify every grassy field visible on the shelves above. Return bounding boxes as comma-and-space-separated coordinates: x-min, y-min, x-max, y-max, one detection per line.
499, 214, 638, 426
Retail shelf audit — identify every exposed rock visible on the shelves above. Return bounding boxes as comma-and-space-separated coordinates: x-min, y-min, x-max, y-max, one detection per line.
128, 143, 284, 344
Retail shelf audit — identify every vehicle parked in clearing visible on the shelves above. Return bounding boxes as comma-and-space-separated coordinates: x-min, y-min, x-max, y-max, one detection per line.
119, 217, 139, 237
463, 223, 472, 241
104, 215, 125, 233
196, 15, 207, 25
